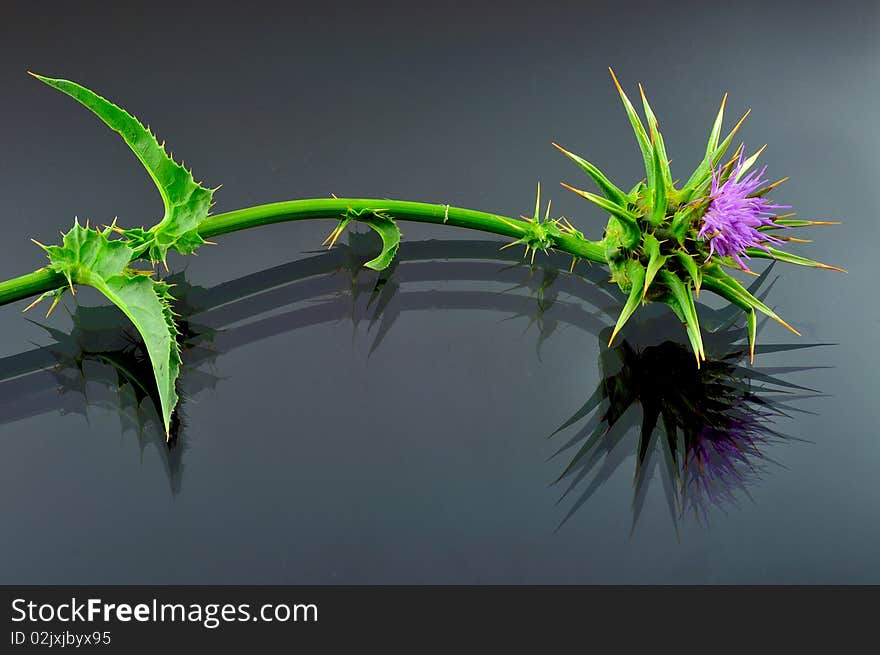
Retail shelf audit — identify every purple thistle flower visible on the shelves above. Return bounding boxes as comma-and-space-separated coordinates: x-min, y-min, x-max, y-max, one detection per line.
697, 152, 791, 270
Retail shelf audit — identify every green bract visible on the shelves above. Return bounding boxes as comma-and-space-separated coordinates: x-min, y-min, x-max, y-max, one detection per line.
0, 70, 842, 437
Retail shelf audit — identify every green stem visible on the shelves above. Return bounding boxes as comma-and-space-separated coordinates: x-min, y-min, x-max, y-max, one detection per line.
0, 198, 607, 307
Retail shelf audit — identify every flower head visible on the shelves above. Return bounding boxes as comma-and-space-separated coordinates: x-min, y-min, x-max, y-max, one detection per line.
697, 153, 790, 270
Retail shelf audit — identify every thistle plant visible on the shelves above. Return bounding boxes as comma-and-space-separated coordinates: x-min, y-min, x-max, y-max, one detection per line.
0, 70, 842, 437
553, 70, 842, 366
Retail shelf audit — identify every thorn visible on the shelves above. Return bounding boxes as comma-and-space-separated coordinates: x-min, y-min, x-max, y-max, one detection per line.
46, 294, 61, 317
30, 238, 48, 250
817, 264, 847, 273
163, 260, 169, 272
750, 340, 755, 364
498, 240, 520, 251
203, 240, 218, 246
761, 177, 789, 193
774, 212, 797, 220
551, 142, 571, 157
569, 258, 577, 273
534, 181, 541, 220
22, 295, 44, 313
497, 216, 523, 230
773, 315, 801, 337
607, 325, 621, 347
719, 92, 728, 113
728, 109, 752, 138
325, 225, 345, 250
545, 199, 552, 222
808, 220, 842, 226
68, 278, 76, 295
530, 248, 536, 265
559, 181, 587, 198
608, 67, 624, 96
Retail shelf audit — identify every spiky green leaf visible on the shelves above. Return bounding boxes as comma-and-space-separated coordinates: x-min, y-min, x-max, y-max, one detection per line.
359, 213, 402, 271
32, 74, 214, 264
39, 222, 181, 435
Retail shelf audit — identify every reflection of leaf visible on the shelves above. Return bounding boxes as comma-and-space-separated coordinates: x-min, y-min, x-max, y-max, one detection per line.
32, 74, 214, 264
38, 223, 180, 436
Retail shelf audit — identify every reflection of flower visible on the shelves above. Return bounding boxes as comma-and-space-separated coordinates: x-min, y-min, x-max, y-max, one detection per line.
552, 315, 821, 529
697, 153, 790, 270
680, 392, 777, 522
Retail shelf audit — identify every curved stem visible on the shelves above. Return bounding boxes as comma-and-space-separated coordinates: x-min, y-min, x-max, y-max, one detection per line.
0, 198, 607, 307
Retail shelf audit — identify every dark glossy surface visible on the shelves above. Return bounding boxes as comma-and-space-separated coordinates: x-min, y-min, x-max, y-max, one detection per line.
0, 1, 878, 583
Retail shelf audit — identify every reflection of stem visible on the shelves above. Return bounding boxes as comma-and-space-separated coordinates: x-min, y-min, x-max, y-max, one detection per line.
0, 240, 612, 431
0, 200, 607, 306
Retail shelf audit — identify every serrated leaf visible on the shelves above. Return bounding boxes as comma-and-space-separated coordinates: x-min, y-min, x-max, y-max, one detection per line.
359, 213, 401, 271
609, 69, 655, 191
32, 74, 214, 264
551, 143, 630, 206
608, 259, 646, 346
39, 223, 180, 436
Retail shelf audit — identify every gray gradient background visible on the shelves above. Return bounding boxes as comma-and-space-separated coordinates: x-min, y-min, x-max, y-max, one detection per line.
1, 0, 878, 583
